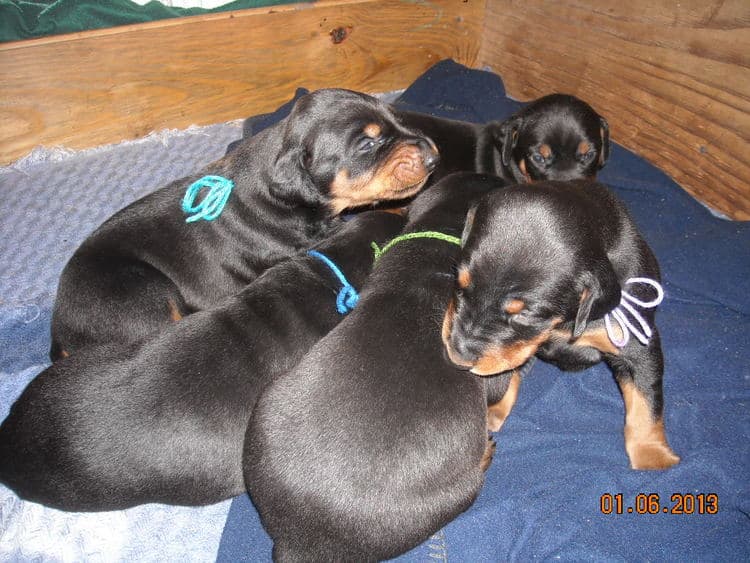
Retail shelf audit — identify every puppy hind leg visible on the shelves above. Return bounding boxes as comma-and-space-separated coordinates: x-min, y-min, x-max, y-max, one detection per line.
618, 378, 680, 470
614, 336, 679, 470
52, 257, 189, 356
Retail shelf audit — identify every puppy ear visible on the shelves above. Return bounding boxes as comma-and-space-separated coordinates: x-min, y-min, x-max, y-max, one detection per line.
498, 117, 523, 167
269, 145, 323, 207
476, 123, 501, 174
573, 265, 620, 338
598, 117, 611, 168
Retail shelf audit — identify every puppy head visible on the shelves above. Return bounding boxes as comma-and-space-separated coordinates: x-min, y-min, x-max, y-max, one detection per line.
271, 88, 439, 213
442, 188, 620, 376
493, 94, 610, 184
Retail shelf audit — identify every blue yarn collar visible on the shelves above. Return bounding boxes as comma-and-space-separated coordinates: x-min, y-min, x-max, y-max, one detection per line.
307, 250, 359, 314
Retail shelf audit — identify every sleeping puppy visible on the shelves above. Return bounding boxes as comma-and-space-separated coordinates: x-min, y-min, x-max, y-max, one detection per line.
50, 88, 438, 360
442, 180, 680, 470
0, 211, 405, 511
395, 93, 609, 184
244, 172, 505, 562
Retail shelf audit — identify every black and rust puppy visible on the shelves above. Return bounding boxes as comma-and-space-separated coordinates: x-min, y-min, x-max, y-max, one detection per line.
0, 211, 406, 511
395, 93, 609, 184
244, 172, 504, 562
50, 88, 438, 360
491, 94, 610, 183
442, 180, 680, 470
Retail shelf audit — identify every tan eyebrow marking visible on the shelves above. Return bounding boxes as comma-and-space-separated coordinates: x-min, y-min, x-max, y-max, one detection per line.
504, 299, 525, 315
364, 123, 381, 138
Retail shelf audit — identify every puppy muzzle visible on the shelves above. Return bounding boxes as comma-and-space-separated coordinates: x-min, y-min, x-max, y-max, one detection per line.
442, 303, 546, 376
414, 137, 440, 172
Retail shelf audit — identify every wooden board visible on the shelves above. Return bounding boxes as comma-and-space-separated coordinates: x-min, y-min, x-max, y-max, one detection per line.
0, 0, 485, 165
479, 0, 750, 219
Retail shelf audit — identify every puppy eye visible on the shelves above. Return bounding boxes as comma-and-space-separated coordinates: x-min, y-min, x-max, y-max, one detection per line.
580, 149, 597, 163
357, 137, 378, 152
530, 152, 545, 165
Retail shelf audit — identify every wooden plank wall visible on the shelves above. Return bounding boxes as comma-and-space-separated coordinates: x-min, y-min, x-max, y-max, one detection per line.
479, 0, 750, 219
2, 0, 747, 219
0, 0, 484, 165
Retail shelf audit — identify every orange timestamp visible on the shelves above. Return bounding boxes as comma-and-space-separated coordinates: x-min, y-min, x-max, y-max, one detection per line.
600, 493, 719, 515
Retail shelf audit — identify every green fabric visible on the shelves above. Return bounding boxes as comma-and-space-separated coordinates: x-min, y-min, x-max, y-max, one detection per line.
0, 0, 301, 42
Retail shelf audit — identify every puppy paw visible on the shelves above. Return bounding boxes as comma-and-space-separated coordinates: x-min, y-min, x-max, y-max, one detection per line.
628, 442, 681, 471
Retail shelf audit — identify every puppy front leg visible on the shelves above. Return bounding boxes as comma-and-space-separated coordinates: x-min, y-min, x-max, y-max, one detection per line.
485, 370, 521, 432
615, 332, 680, 470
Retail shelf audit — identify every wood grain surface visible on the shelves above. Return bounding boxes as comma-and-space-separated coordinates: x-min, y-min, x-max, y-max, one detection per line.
2, 0, 747, 218
0, 0, 484, 165
479, 0, 750, 219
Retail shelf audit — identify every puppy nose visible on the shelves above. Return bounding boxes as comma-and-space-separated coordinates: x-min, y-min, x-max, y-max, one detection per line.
416, 138, 440, 171
443, 346, 472, 370
448, 334, 482, 367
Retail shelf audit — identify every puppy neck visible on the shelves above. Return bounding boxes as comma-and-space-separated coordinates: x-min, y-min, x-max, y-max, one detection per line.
310, 212, 407, 288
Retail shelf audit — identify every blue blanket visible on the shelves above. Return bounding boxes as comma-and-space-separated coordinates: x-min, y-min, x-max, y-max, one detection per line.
217, 61, 750, 561
0, 60, 747, 561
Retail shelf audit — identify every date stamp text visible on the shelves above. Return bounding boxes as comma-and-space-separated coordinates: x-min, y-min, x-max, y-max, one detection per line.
599, 493, 718, 515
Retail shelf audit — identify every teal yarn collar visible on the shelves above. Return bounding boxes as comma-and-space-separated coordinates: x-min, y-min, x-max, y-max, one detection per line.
182, 175, 234, 222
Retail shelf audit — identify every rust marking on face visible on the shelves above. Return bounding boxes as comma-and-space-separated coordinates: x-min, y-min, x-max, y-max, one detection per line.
504, 298, 525, 315
470, 318, 561, 376
364, 123, 381, 138
539, 144, 552, 158
167, 299, 183, 322
328, 142, 433, 213
471, 336, 539, 376
577, 140, 592, 156
619, 380, 680, 470
457, 268, 472, 289
518, 158, 532, 182
487, 370, 521, 432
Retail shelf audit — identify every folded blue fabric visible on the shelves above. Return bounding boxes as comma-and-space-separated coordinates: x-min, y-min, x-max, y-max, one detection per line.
218, 60, 750, 561
0, 120, 246, 562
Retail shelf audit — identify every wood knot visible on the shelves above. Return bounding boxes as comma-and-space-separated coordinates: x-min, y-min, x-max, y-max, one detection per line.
330, 26, 351, 44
